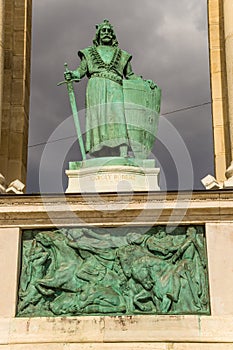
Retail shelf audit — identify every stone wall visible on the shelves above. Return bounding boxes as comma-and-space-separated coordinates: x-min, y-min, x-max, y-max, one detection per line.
0, 192, 232, 349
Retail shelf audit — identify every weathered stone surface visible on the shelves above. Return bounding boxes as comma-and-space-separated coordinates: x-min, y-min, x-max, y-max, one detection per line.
1, 343, 233, 350
0, 318, 10, 345
0, 191, 233, 227
0, 228, 21, 317
0, 316, 232, 344
206, 223, 233, 315
0, 193, 232, 348
66, 166, 160, 193
0, 0, 32, 184
9, 317, 104, 344
172, 345, 233, 350
208, 0, 231, 182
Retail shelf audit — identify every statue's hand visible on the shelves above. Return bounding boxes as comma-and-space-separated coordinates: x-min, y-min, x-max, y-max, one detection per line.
64, 70, 80, 82
146, 79, 158, 90
64, 71, 73, 81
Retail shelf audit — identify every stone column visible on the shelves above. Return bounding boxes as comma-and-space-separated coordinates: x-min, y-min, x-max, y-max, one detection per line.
208, 0, 233, 186
0, 0, 4, 144
208, 0, 230, 183
223, 0, 233, 185
0, 0, 32, 186
224, 0, 233, 154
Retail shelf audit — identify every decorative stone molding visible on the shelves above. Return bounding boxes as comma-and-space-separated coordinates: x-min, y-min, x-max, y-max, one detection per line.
0, 173, 25, 194
0, 172, 6, 193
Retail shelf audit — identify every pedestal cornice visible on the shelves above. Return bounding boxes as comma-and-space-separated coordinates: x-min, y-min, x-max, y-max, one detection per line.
0, 190, 233, 227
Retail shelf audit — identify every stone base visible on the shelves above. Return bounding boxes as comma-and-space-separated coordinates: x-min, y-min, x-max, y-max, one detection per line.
65, 165, 160, 193
201, 174, 223, 190
1, 194, 233, 348
224, 176, 233, 188
0, 315, 233, 349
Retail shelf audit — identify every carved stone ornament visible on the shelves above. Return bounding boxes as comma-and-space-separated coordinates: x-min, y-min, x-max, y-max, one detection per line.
17, 226, 210, 317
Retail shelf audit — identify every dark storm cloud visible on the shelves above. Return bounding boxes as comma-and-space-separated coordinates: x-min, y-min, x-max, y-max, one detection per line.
27, 0, 213, 192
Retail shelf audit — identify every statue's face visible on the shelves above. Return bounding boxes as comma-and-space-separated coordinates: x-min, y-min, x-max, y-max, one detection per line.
99, 25, 113, 45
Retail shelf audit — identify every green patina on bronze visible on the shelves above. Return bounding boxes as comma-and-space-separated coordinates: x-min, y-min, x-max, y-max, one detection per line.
62, 19, 161, 160
17, 226, 210, 317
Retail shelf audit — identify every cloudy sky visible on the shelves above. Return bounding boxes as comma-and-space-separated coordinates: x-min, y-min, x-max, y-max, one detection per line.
27, 0, 213, 193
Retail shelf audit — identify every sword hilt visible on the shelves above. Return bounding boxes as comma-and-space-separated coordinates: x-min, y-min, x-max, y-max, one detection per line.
64, 62, 69, 72
57, 62, 75, 86
57, 79, 77, 86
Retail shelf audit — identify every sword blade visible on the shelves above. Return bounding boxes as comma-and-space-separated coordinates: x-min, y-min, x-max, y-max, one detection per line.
66, 81, 86, 160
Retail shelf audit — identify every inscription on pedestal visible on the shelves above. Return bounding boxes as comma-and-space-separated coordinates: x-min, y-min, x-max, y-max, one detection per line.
93, 174, 136, 182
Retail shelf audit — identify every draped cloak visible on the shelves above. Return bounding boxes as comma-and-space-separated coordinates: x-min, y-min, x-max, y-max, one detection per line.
76, 46, 133, 155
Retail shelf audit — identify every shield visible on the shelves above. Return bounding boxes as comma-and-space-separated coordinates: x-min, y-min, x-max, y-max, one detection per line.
123, 79, 161, 159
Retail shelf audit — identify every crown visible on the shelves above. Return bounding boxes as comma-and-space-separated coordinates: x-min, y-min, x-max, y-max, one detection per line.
95, 19, 113, 31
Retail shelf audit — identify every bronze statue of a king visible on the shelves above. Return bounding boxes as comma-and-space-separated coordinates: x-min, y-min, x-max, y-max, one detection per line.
64, 19, 161, 160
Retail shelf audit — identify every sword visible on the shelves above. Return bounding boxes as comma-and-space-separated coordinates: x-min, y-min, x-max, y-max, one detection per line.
57, 63, 86, 160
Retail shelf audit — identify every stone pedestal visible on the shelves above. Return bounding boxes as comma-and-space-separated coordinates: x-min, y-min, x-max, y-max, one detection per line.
65, 157, 160, 193
66, 166, 160, 193
0, 192, 233, 349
